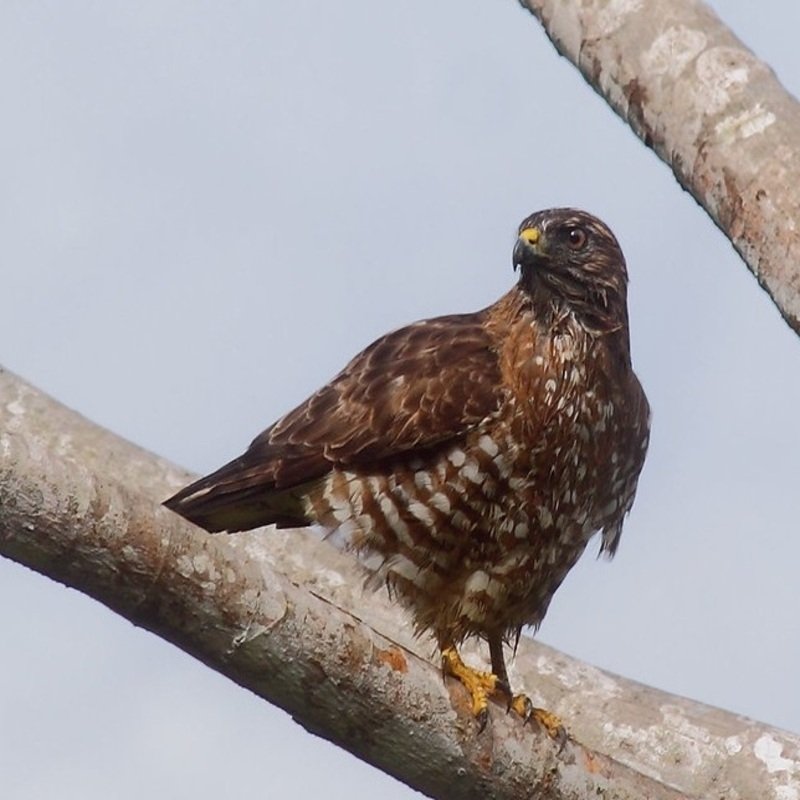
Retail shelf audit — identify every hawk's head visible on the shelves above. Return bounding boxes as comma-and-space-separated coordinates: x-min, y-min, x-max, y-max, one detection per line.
513, 208, 629, 335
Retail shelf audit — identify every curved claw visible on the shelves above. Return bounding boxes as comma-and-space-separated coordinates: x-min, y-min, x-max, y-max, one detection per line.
476, 706, 490, 733
495, 677, 513, 705
508, 692, 533, 720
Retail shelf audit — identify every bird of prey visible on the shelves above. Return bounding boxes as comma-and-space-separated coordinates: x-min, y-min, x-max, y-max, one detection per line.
165, 207, 650, 734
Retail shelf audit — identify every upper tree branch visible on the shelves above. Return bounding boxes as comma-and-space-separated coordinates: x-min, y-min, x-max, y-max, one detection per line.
519, 0, 800, 335
2, 368, 799, 800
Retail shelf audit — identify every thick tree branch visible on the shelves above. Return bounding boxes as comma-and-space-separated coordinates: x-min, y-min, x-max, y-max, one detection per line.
519, 0, 800, 335
2, 367, 800, 798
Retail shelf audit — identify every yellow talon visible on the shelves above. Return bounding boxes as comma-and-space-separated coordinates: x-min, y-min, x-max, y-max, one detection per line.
531, 707, 567, 744
509, 693, 532, 719
441, 646, 498, 726
526, 705, 566, 744
507, 693, 566, 743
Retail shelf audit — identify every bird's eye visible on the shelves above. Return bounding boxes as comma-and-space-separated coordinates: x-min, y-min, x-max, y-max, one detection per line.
566, 226, 588, 249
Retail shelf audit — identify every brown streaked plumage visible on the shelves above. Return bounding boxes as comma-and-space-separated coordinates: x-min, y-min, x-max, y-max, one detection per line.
165, 208, 650, 732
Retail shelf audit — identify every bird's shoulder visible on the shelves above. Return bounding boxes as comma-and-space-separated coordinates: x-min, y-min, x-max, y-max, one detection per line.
249, 307, 509, 484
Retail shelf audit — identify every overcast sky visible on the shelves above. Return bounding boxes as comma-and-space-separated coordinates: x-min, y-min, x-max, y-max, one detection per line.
2, 3, 799, 799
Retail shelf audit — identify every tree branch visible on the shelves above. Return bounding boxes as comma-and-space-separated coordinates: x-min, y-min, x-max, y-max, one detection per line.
519, 0, 800, 335
2, 367, 799, 798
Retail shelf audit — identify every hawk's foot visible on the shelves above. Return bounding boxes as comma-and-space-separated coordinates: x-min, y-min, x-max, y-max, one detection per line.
441, 646, 499, 730
506, 693, 567, 745
442, 645, 567, 741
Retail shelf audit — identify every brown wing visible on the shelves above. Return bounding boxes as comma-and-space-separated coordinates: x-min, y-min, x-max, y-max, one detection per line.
165, 310, 504, 531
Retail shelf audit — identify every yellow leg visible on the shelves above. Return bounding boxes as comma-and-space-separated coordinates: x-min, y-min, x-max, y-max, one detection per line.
441, 645, 498, 730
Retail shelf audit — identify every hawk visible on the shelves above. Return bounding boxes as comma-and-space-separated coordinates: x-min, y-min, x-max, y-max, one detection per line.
165, 208, 650, 734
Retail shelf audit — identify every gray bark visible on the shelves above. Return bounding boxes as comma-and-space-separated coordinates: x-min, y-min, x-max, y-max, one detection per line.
519, 0, 800, 336
2, 366, 799, 798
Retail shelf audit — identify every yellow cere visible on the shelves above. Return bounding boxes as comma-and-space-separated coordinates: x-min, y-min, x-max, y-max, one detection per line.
519, 227, 540, 246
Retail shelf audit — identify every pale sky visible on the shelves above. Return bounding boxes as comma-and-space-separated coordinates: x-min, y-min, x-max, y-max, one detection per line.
1, 3, 799, 799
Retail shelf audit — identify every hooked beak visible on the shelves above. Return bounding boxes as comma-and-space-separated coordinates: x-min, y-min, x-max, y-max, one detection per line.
513, 226, 543, 271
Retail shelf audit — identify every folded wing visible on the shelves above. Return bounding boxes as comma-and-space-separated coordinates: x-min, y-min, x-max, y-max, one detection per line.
165, 311, 504, 532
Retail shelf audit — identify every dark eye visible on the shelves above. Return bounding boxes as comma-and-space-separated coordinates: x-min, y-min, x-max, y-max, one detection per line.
566, 226, 588, 249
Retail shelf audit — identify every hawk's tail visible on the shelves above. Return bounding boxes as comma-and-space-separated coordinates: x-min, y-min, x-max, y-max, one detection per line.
164, 457, 311, 533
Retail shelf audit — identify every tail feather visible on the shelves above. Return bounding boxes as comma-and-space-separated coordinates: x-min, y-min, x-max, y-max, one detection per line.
164, 457, 312, 533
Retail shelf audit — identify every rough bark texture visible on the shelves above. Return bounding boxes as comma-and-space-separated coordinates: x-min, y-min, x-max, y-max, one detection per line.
519, 0, 800, 336
2, 367, 800, 798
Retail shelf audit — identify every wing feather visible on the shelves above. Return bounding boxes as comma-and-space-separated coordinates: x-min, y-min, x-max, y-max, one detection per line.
165, 310, 504, 531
